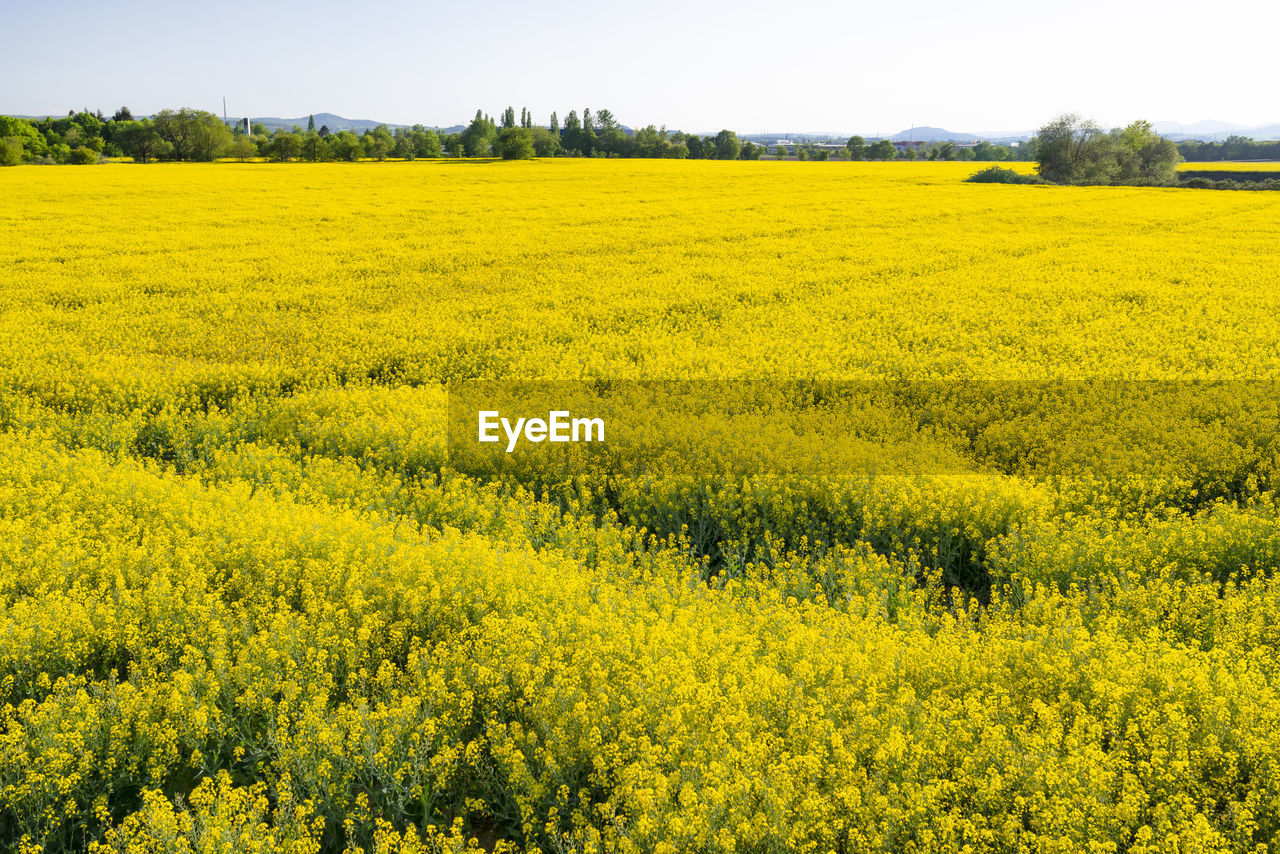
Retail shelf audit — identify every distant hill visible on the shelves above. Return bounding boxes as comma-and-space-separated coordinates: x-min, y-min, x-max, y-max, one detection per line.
247, 113, 404, 133
889, 126, 978, 142
1154, 119, 1250, 136
886, 122, 1280, 143
1154, 120, 1280, 141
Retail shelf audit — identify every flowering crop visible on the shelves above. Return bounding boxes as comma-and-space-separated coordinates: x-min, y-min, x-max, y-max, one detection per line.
2, 160, 1280, 852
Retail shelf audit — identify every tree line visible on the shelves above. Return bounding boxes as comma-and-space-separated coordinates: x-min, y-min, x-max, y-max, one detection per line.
3, 105, 1035, 165
1177, 136, 1280, 162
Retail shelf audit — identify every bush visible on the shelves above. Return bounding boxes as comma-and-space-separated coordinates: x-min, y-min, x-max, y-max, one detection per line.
67, 146, 100, 165
965, 166, 1043, 185
0, 137, 24, 167
1179, 171, 1280, 191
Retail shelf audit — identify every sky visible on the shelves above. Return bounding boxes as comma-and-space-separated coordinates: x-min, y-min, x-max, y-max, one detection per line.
4, 0, 1277, 135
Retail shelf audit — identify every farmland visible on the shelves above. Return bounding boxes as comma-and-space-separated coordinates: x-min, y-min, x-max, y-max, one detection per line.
3, 159, 1280, 853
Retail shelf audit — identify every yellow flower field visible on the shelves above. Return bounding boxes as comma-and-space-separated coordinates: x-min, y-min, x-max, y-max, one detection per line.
1177, 160, 1280, 171
3, 159, 1280, 853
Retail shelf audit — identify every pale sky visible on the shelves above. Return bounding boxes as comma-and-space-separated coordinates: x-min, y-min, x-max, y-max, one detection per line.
4, 0, 1276, 135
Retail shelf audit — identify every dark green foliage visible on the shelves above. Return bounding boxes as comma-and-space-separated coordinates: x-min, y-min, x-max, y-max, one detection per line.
461, 111, 496, 157
329, 131, 362, 161
496, 126, 534, 160
0, 137, 24, 166
1180, 176, 1280, 191
66, 146, 99, 165
151, 108, 233, 161
868, 139, 896, 160
1179, 170, 1280, 184
529, 127, 560, 157
713, 130, 741, 160
965, 166, 1044, 184
1034, 114, 1180, 185
362, 125, 394, 160
1178, 136, 1280, 162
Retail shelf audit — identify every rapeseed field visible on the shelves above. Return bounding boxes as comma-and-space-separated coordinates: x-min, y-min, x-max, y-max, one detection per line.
3, 159, 1280, 853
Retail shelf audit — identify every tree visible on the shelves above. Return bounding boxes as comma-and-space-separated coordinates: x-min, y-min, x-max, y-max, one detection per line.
632, 125, 671, 158
562, 110, 583, 154
594, 109, 626, 156
230, 135, 256, 162
267, 132, 301, 161
550, 112, 558, 136
1034, 113, 1106, 183
845, 136, 866, 160
115, 120, 169, 163
740, 141, 762, 160
0, 137, 23, 166
361, 125, 394, 160
413, 128, 443, 158
531, 126, 561, 157
151, 108, 231, 161
972, 140, 1009, 161
0, 116, 45, 160
307, 114, 316, 132
598, 128, 626, 156
1034, 114, 1179, 184
868, 139, 897, 160
496, 126, 534, 159
1116, 120, 1180, 184
502, 106, 516, 129
330, 131, 362, 161
462, 110, 496, 156
580, 109, 597, 156
69, 111, 103, 142
113, 106, 134, 123
713, 129, 741, 160
774, 145, 787, 160
302, 130, 327, 162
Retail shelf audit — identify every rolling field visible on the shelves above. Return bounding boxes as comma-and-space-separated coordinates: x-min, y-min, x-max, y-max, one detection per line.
3, 160, 1280, 853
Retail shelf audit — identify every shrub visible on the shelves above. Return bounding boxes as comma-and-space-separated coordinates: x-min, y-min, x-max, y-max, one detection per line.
0, 137, 23, 166
67, 146, 99, 165
965, 165, 1043, 185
